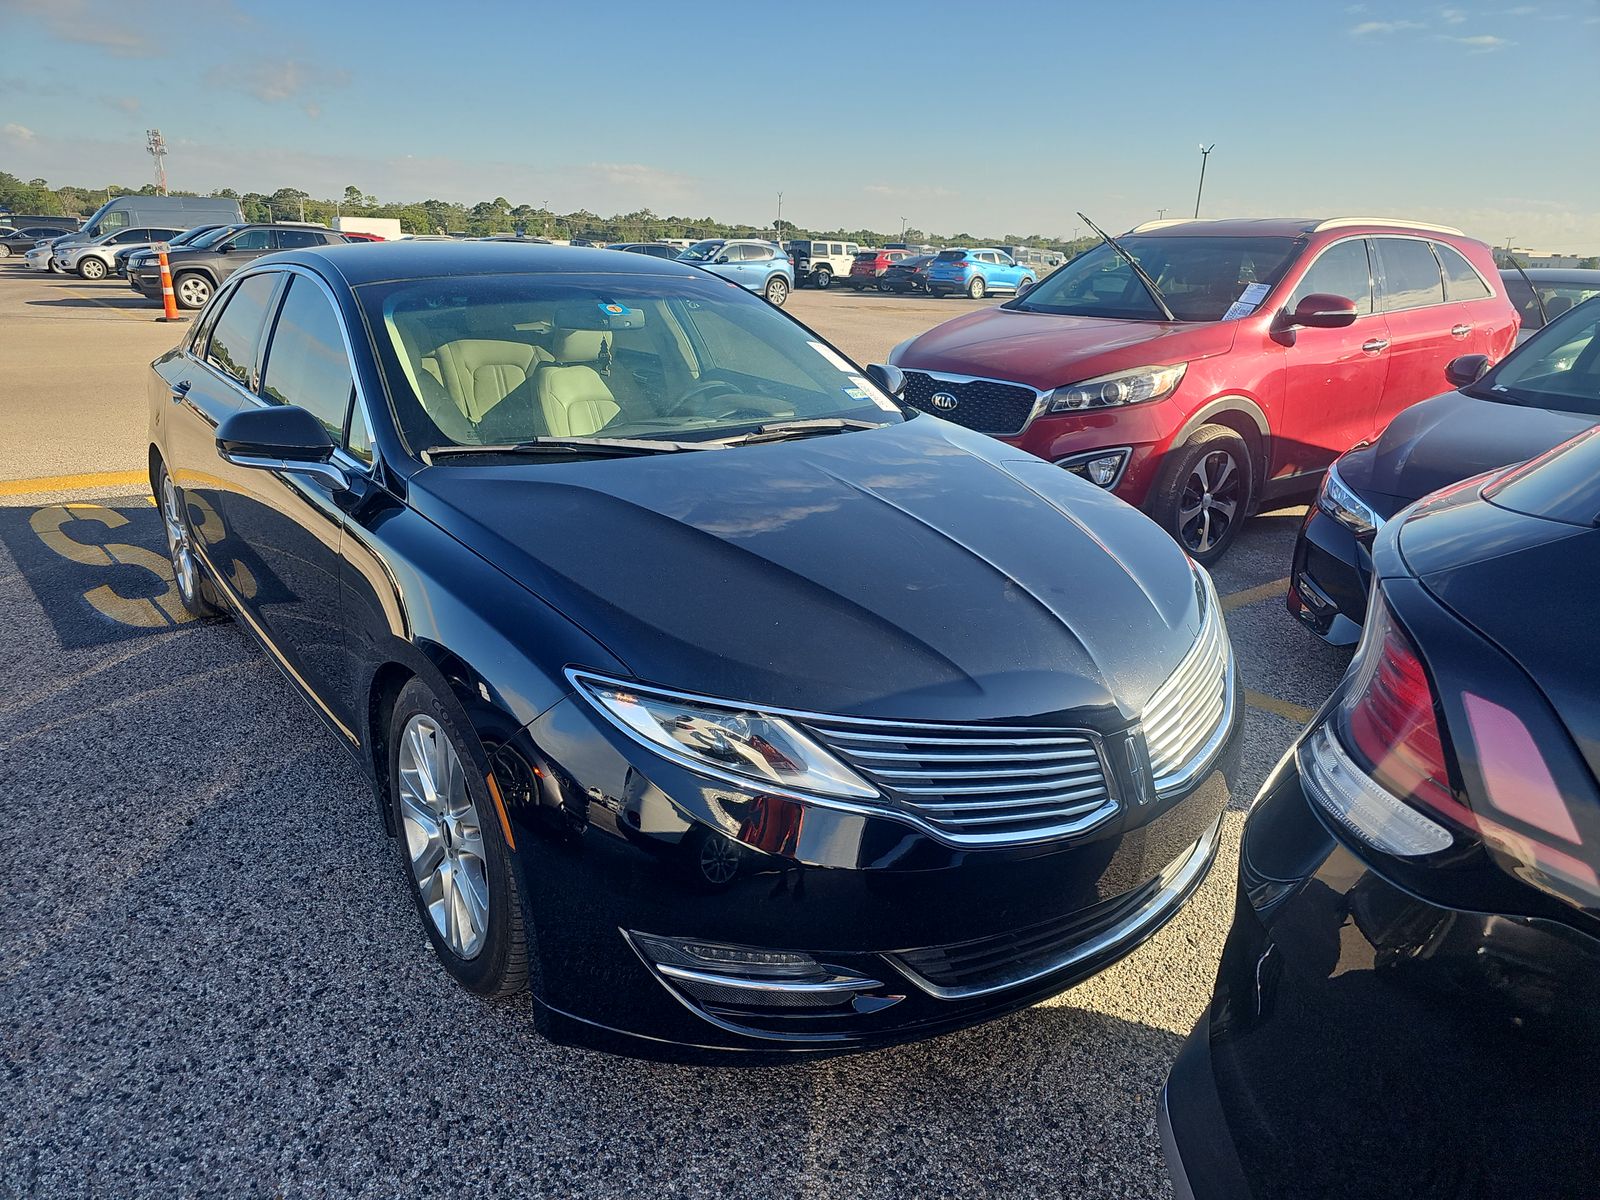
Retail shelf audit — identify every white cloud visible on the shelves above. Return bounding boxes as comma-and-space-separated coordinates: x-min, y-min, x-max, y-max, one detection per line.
1439, 7, 1467, 22
1350, 18, 1426, 33
2, 122, 36, 144
208, 57, 350, 105
1443, 33, 1513, 48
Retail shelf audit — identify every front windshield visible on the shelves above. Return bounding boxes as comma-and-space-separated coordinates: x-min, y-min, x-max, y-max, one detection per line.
676, 240, 724, 263
186, 225, 236, 249
1471, 297, 1600, 417
359, 270, 904, 455
1013, 235, 1300, 321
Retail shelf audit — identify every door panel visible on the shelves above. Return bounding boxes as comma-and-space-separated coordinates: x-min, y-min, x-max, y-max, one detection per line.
1373, 238, 1463, 429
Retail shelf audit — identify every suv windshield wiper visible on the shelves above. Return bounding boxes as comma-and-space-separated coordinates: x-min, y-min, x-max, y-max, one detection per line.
423, 436, 716, 462
1073, 210, 1179, 322
710, 418, 886, 447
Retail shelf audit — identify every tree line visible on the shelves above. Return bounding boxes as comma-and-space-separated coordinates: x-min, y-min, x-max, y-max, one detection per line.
0, 170, 1095, 253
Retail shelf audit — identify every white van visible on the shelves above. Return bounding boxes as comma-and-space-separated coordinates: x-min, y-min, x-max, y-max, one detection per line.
54, 195, 244, 250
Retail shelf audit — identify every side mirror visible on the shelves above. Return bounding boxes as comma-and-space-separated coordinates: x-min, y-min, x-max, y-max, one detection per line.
216, 405, 348, 491
1444, 353, 1492, 388
865, 363, 905, 397
714, 255, 731, 264
1281, 292, 1359, 329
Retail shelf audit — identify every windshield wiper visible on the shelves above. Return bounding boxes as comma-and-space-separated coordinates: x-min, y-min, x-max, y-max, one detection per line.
423, 436, 715, 462
1075, 210, 1179, 322
711, 418, 886, 446
1503, 254, 1549, 327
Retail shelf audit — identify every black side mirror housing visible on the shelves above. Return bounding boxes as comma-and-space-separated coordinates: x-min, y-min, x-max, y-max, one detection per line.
865, 363, 906, 397
217, 404, 335, 461
1444, 353, 1493, 388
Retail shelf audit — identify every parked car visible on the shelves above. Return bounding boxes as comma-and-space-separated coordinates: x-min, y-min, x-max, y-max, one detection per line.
56, 226, 185, 279
1289, 293, 1600, 645
879, 254, 938, 294
24, 239, 66, 271
128, 223, 346, 309
605, 242, 680, 259
787, 238, 859, 289
1500, 266, 1600, 338
0, 220, 81, 258
1164, 425, 1600, 1200
890, 218, 1519, 562
924, 248, 1037, 300
847, 248, 913, 290
148, 241, 1240, 1061
676, 238, 793, 305
111, 224, 227, 276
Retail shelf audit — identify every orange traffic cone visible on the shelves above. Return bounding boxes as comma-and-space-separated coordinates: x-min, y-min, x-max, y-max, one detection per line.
155, 248, 186, 323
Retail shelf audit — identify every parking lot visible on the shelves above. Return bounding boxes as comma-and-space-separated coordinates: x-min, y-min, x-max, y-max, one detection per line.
0, 265, 1353, 1198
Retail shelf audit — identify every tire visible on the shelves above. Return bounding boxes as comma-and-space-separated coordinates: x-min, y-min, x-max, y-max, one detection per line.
0, 244, 11, 258
173, 272, 212, 310
877, 281, 892, 292
389, 677, 528, 997
813, 267, 832, 290
1016, 275, 1036, 296
77, 256, 107, 280
966, 275, 987, 300
1148, 424, 1254, 565
156, 460, 224, 619
763, 274, 789, 306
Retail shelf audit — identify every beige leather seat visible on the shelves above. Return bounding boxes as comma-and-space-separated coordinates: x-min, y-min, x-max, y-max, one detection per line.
535, 330, 620, 437
420, 338, 551, 422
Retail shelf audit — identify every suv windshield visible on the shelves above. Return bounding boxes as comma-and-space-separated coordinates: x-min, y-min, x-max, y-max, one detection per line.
677, 240, 724, 262
360, 271, 902, 455
1470, 296, 1600, 416
1013, 235, 1300, 321
187, 225, 238, 250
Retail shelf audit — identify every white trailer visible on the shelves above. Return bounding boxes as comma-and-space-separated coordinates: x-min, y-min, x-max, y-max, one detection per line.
334, 216, 404, 241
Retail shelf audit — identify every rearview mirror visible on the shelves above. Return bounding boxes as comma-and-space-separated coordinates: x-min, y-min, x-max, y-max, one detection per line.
216, 405, 348, 491
1444, 353, 1492, 388
865, 363, 905, 397
1282, 293, 1359, 329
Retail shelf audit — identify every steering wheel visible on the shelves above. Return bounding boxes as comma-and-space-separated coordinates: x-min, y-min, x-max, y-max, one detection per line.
661, 378, 741, 418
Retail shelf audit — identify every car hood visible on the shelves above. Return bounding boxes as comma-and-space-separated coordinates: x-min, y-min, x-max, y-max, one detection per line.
895, 307, 1237, 391
408, 417, 1204, 723
1341, 391, 1596, 514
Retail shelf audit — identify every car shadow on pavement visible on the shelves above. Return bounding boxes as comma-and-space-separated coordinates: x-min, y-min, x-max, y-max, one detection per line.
26, 296, 155, 312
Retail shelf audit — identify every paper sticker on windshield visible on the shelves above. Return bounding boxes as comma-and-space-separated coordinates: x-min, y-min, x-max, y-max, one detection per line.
808, 341, 855, 373
849, 375, 902, 413
1223, 282, 1271, 321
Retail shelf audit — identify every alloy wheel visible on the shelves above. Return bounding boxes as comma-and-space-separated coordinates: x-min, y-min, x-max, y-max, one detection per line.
765, 276, 788, 305
698, 834, 740, 885
1177, 449, 1242, 555
177, 276, 210, 308
81, 257, 106, 279
397, 714, 490, 960
160, 473, 199, 604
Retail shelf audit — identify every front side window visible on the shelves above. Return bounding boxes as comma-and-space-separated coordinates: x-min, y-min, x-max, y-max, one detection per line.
90, 210, 130, 236
359, 271, 901, 455
1014, 236, 1300, 321
261, 276, 355, 440
228, 229, 272, 252
204, 273, 280, 387
677, 239, 724, 262
1288, 239, 1373, 316
1473, 298, 1600, 417
1376, 238, 1445, 312
1435, 242, 1491, 301
109, 228, 148, 244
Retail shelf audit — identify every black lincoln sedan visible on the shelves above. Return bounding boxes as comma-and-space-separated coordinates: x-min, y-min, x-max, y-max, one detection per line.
1165, 427, 1600, 1198
148, 242, 1240, 1060
1290, 294, 1600, 645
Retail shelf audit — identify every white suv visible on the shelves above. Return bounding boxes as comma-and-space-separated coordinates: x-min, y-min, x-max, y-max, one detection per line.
56, 226, 183, 280
788, 238, 860, 289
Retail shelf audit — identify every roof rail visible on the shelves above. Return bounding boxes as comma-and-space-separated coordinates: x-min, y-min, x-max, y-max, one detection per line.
1313, 217, 1465, 236
1128, 218, 1195, 234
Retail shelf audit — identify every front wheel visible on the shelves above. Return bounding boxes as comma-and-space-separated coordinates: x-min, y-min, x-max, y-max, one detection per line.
1149, 424, 1254, 565
0, 244, 12, 258
966, 275, 987, 300
173, 272, 212, 310
77, 256, 107, 280
156, 461, 223, 618
390, 678, 528, 996
763, 274, 789, 306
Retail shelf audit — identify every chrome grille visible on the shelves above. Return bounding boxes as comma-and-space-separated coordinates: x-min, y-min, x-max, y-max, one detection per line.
899, 371, 1041, 436
1142, 590, 1233, 794
806, 718, 1116, 847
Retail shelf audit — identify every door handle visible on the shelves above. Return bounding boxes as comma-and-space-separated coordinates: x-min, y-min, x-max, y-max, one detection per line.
1361, 338, 1390, 354
169, 380, 191, 403
1451, 323, 1471, 338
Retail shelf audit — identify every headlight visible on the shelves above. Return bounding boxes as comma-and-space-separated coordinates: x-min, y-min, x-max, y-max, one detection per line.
1046, 363, 1187, 412
569, 670, 878, 800
886, 336, 917, 366
1317, 461, 1381, 535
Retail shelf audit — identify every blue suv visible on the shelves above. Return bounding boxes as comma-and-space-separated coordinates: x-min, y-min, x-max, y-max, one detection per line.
925, 248, 1036, 299
676, 239, 794, 306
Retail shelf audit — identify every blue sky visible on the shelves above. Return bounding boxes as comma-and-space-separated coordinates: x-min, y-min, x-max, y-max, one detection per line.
1, 0, 1596, 249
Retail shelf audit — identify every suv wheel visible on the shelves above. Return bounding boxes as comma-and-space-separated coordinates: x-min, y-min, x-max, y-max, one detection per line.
966, 275, 987, 300
77, 256, 108, 280
763, 274, 789, 306
812, 267, 832, 289
1150, 424, 1253, 565
174, 273, 212, 310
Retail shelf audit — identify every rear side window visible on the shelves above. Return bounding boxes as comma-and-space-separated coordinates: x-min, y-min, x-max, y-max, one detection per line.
274, 228, 326, 250
1377, 238, 1446, 311
261, 277, 355, 441
1435, 242, 1491, 301
1289, 239, 1374, 315
744, 245, 772, 261
204, 273, 280, 388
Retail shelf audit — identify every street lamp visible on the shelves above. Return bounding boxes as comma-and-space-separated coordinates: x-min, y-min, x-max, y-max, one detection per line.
1194, 143, 1215, 219
776, 191, 783, 238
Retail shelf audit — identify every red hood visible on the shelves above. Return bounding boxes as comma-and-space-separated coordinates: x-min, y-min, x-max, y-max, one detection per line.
896, 307, 1239, 390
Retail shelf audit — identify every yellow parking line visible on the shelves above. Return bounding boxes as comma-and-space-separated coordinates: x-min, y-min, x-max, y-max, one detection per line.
0, 470, 147, 498
60, 284, 150, 323
1222, 577, 1290, 612
1244, 688, 1316, 726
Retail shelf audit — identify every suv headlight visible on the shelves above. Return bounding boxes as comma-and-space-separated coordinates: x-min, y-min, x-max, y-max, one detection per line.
1317, 461, 1381, 535
1047, 363, 1187, 412
569, 670, 878, 800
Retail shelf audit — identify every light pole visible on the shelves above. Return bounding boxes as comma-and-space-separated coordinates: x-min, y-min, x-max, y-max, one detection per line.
1194, 143, 1215, 219
776, 191, 783, 238
1157, 208, 1167, 220
543, 199, 550, 238
901, 216, 908, 242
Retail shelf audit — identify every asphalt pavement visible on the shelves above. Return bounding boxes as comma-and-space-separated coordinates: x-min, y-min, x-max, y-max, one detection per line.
0, 262, 1352, 1199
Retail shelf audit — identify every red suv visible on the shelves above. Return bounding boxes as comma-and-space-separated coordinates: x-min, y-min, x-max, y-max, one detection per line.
848, 248, 912, 290
888, 218, 1517, 561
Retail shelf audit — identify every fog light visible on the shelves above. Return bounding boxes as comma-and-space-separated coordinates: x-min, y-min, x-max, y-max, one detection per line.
1059, 448, 1130, 489
626, 931, 887, 1011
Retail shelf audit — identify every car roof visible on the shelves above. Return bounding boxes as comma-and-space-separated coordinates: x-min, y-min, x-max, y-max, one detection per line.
264, 241, 703, 286
1125, 216, 1468, 239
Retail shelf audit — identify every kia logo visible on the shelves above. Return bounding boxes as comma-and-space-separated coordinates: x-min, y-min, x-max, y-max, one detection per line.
930, 391, 959, 411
